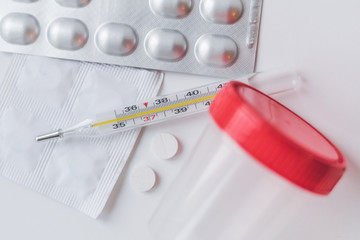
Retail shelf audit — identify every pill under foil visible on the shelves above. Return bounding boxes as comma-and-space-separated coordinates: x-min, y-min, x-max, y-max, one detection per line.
96, 23, 138, 56
0, 13, 40, 45
199, 0, 244, 24
47, 18, 89, 51
145, 29, 188, 62
195, 34, 238, 68
150, 0, 193, 19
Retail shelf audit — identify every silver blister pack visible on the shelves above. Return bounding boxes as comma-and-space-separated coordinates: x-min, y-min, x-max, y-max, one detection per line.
0, 0, 263, 78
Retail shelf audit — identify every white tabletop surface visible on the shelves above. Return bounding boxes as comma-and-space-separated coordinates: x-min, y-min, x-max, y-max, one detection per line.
1, 0, 360, 239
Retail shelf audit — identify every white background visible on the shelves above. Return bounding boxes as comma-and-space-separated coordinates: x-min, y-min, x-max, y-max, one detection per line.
1, 0, 360, 239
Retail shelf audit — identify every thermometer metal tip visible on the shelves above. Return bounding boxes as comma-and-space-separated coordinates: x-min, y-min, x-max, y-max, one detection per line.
36, 130, 63, 142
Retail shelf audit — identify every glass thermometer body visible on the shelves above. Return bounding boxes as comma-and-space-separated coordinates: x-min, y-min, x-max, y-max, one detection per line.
36, 68, 299, 141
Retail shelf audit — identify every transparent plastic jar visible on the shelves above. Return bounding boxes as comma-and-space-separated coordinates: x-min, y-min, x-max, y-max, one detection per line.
149, 81, 346, 240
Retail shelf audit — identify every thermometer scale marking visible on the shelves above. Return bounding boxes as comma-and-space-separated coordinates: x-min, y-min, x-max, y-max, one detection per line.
92, 81, 227, 133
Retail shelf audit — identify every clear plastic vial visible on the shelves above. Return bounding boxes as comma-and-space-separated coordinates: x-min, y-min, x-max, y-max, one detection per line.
149, 81, 346, 240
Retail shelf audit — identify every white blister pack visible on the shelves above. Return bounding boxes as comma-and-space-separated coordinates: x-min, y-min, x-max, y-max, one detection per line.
0, 0, 263, 78
0, 54, 163, 218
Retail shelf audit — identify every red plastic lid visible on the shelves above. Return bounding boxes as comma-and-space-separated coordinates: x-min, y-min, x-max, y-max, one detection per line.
209, 81, 346, 195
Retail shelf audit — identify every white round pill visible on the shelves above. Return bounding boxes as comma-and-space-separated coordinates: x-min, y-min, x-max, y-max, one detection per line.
130, 166, 157, 192
152, 133, 179, 160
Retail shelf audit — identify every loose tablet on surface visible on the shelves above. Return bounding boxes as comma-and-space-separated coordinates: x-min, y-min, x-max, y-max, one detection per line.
130, 166, 157, 192
152, 133, 179, 160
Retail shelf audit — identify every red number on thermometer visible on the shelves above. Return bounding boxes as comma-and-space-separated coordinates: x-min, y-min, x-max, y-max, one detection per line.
143, 115, 156, 122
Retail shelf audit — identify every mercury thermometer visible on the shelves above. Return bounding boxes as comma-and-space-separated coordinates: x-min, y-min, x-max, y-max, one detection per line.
36, 68, 299, 141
